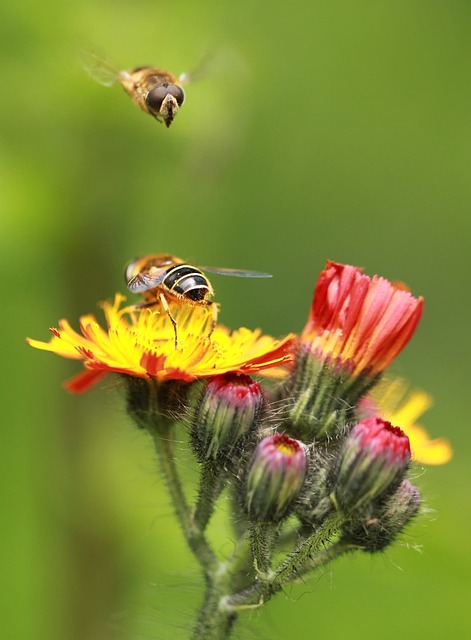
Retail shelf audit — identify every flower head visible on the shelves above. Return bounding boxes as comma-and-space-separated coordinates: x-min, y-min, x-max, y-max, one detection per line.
301, 261, 424, 378
331, 416, 411, 514
27, 294, 296, 392
191, 373, 264, 462
358, 378, 452, 465
244, 434, 308, 522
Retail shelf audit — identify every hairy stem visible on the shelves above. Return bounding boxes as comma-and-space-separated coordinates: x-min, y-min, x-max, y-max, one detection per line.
250, 522, 279, 577
273, 511, 343, 585
193, 462, 227, 532
191, 530, 255, 640
149, 425, 219, 573
127, 380, 352, 640
191, 582, 237, 640
223, 513, 346, 610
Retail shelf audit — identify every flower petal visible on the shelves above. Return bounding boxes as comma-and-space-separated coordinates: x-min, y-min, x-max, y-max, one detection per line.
28, 294, 296, 392
302, 261, 423, 376
358, 378, 452, 466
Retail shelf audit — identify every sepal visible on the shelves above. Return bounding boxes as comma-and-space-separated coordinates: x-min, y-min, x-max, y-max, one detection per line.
342, 479, 421, 551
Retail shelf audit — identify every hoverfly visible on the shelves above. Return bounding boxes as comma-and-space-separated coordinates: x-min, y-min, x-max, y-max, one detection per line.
80, 49, 189, 127
125, 254, 272, 348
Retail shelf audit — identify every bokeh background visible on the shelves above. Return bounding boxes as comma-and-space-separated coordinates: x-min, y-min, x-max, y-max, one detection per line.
2, 1, 470, 638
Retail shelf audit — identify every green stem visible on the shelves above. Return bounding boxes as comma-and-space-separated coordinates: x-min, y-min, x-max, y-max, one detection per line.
127, 378, 355, 639
193, 463, 226, 532
191, 582, 237, 640
299, 539, 357, 576
191, 531, 254, 639
273, 511, 343, 585
223, 512, 346, 611
250, 522, 279, 576
226, 529, 254, 593
229, 488, 250, 539
149, 426, 218, 573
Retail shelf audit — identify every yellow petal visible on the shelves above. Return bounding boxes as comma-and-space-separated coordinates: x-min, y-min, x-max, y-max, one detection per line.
366, 377, 452, 466
406, 424, 453, 465
27, 294, 296, 391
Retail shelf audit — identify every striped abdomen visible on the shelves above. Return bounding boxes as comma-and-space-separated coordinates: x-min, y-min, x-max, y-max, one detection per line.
163, 265, 213, 303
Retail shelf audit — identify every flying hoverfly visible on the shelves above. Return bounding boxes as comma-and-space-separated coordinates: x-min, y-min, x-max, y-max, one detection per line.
125, 254, 272, 348
80, 49, 191, 127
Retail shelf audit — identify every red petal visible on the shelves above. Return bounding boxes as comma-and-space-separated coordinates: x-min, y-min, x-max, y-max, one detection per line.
64, 369, 108, 393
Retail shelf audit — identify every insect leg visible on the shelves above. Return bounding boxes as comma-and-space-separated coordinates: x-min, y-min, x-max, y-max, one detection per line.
209, 302, 218, 337
159, 292, 179, 349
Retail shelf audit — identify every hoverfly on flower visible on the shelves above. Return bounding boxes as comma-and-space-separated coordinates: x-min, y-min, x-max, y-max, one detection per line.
125, 253, 272, 348
80, 49, 190, 127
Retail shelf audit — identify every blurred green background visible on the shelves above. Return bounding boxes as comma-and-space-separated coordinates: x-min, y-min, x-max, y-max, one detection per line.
2, 0, 470, 638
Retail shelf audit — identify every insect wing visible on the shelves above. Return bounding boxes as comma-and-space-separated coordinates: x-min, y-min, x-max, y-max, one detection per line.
127, 268, 167, 293
179, 47, 248, 86
200, 266, 272, 278
79, 48, 123, 87
177, 50, 213, 86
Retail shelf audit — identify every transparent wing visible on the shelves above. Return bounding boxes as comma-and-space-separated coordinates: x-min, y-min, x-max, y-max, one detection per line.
179, 46, 250, 86
127, 269, 167, 293
178, 49, 228, 86
200, 266, 272, 278
79, 48, 122, 87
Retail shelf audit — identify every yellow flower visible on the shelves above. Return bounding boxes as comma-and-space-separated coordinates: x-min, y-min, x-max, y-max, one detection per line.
358, 378, 452, 465
27, 294, 296, 393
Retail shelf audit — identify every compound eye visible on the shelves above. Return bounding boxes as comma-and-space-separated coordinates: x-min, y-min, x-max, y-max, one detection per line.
166, 84, 185, 106
146, 84, 185, 112
124, 259, 137, 283
146, 85, 169, 112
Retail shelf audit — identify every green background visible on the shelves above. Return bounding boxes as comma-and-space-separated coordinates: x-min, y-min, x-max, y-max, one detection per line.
2, 1, 470, 638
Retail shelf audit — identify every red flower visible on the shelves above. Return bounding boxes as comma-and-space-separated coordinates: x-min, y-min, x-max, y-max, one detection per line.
301, 261, 423, 377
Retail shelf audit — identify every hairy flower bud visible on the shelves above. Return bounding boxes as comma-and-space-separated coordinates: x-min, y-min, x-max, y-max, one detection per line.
342, 479, 421, 551
244, 434, 308, 523
191, 373, 264, 463
285, 348, 375, 440
125, 377, 192, 429
331, 417, 411, 514
284, 261, 423, 440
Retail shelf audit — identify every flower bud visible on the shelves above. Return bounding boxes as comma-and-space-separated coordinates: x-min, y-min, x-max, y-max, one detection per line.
284, 346, 375, 440
191, 373, 264, 463
245, 434, 308, 523
284, 261, 423, 440
331, 416, 411, 514
342, 479, 421, 552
